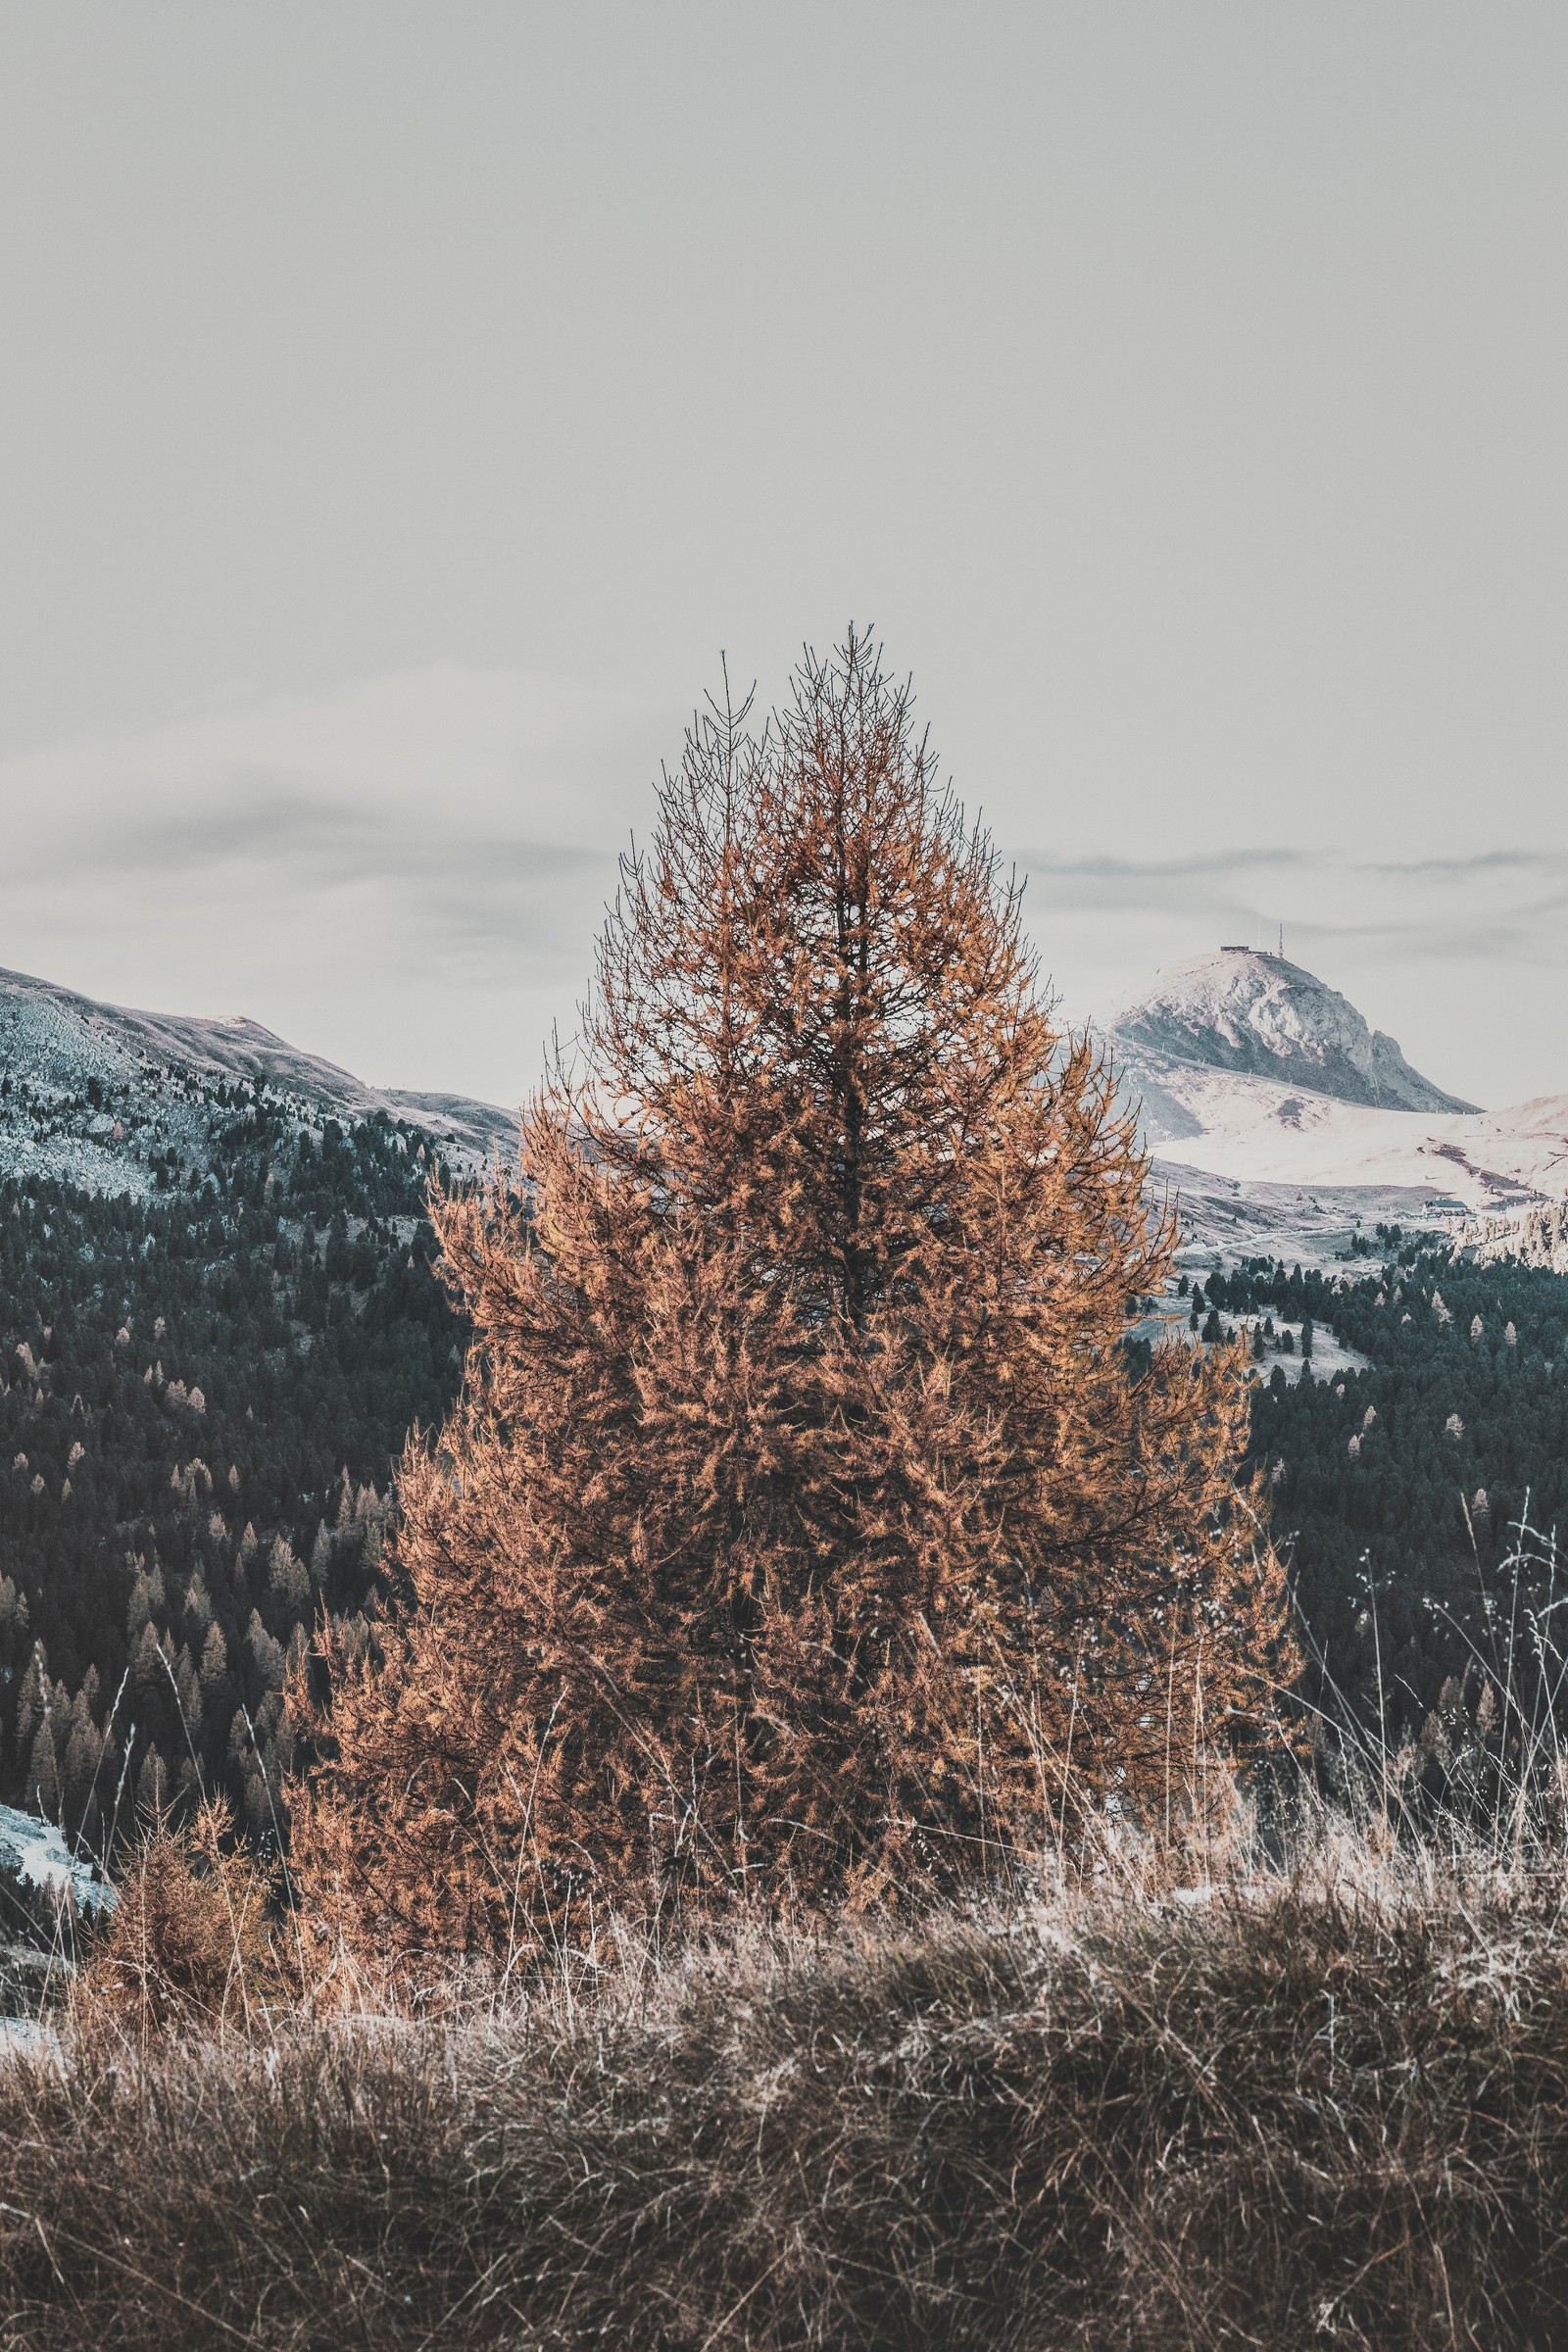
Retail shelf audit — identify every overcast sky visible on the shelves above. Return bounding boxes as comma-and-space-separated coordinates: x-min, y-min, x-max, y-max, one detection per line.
2, 5, 1564, 1111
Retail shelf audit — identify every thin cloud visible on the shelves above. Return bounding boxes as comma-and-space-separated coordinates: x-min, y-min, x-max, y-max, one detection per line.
59, 782, 615, 888
1287, 910, 1568, 964
1014, 843, 1568, 964
1016, 844, 1564, 888
1015, 846, 1311, 881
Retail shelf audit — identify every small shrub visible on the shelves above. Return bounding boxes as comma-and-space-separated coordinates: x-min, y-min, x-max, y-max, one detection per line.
80, 1799, 283, 2034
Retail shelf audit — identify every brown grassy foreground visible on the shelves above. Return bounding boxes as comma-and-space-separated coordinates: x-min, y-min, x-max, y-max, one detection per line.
1, 1838, 1567, 2349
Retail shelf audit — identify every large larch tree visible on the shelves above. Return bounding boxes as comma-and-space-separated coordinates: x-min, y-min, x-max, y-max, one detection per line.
293, 633, 1295, 1954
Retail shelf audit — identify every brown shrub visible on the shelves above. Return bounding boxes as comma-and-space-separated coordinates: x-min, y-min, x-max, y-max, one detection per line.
79, 1799, 285, 2034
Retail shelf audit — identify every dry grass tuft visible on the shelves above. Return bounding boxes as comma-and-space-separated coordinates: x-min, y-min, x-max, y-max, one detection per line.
0, 1833, 1566, 2347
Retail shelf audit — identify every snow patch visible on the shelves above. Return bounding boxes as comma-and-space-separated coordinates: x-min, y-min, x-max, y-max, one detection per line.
0, 1803, 115, 1915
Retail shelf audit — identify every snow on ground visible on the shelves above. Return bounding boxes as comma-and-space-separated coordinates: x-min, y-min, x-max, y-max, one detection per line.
0, 2016, 61, 2058
1154, 1158, 1468, 1276
1135, 1062, 1568, 1210
1138, 1084, 1568, 1271
0, 1803, 115, 1916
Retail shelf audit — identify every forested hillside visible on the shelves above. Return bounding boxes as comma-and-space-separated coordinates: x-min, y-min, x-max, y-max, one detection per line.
0, 1088, 465, 1854
1213, 1243, 1568, 1751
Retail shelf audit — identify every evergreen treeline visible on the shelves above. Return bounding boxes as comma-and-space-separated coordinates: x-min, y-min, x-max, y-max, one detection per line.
0, 1088, 466, 1856
1210, 1241, 1568, 1749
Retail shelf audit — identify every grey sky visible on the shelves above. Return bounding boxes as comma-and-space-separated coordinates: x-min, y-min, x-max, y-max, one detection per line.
1, 5, 1564, 1110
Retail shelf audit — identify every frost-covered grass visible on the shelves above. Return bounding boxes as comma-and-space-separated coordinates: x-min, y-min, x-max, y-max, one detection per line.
0, 1829, 1566, 2349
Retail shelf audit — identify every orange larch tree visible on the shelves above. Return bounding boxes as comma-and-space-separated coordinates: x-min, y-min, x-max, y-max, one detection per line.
292, 632, 1296, 1955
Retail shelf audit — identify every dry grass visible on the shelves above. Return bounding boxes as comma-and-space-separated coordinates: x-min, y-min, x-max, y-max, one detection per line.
9, 1509, 1568, 2350
0, 1830, 1564, 2347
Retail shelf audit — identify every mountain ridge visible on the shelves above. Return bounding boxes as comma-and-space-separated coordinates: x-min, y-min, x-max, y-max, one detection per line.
0, 963, 516, 1195
2, 948, 1558, 1274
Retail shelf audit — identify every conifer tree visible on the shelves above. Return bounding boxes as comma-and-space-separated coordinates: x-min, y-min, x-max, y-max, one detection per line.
295, 632, 1295, 1952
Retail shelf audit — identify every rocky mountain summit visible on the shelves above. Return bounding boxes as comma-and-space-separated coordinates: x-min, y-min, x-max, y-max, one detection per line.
1101, 948, 1568, 1267
0, 964, 515, 1196
1109, 948, 1477, 1116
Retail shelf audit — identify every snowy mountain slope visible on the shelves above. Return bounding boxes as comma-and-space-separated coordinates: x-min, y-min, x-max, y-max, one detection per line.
6, 944, 1557, 1272
0, 964, 516, 1194
1106, 948, 1568, 1264
1150, 1158, 1465, 1267
1109, 948, 1476, 1114
1135, 1062, 1568, 1208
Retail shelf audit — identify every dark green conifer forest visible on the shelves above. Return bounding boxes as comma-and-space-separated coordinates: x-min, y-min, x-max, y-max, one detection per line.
0, 1088, 465, 1855
1220, 1243, 1568, 1756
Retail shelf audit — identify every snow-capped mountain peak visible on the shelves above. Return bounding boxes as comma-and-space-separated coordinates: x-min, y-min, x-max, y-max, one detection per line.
1099, 947, 1568, 1266
1109, 948, 1476, 1115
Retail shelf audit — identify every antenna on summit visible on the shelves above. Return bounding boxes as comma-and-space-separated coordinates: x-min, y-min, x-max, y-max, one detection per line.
1278, 921, 1284, 958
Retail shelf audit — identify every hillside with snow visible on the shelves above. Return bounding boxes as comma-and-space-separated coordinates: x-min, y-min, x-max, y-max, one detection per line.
1107, 948, 1568, 1263
0, 964, 516, 1196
